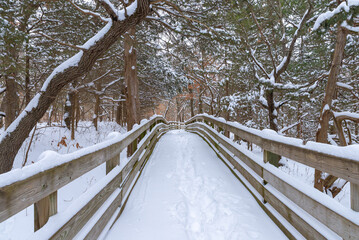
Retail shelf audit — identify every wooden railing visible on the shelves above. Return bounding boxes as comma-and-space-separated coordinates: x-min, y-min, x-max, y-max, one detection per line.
185, 115, 359, 240
2, 114, 359, 239
0, 116, 169, 239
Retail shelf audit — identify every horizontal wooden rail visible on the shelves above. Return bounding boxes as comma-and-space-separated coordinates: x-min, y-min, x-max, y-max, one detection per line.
185, 116, 359, 240
186, 115, 359, 185
0, 116, 169, 238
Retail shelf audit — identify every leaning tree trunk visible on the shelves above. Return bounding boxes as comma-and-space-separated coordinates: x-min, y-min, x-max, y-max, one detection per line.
0, 1, 152, 173
124, 27, 140, 156
314, 26, 347, 191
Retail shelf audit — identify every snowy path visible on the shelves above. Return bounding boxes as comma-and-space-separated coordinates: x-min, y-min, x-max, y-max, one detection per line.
104, 130, 287, 240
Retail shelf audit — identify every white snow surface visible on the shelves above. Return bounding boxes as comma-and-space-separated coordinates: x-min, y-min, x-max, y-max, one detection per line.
104, 130, 287, 240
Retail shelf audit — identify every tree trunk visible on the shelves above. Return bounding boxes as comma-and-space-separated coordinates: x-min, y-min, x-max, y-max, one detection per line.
75, 93, 80, 129
93, 82, 101, 131
189, 86, 194, 117
314, 26, 347, 191
25, 42, 31, 105
71, 93, 77, 140
225, 80, 230, 121
64, 92, 74, 130
0, 2, 151, 173
116, 101, 122, 125
4, 75, 19, 129
296, 101, 303, 138
176, 97, 180, 122
266, 89, 278, 132
124, 27, 140, 156
198, 85, 203, 114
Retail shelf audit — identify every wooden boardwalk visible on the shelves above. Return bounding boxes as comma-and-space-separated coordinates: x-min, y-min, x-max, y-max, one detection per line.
0, 115, 358, 239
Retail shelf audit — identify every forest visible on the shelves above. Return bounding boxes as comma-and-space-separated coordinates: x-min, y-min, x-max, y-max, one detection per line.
0, 0, 358, 200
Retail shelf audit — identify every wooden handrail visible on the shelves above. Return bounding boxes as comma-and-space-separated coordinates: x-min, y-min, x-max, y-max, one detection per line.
0, 116, 169, 236
185, 115, 359, 185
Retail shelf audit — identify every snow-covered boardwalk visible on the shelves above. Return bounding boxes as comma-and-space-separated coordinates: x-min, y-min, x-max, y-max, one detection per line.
105, 130, 287, 240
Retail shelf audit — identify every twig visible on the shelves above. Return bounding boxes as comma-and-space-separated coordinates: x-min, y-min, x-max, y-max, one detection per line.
22, 125, 37, 167
35, 31, 86, 51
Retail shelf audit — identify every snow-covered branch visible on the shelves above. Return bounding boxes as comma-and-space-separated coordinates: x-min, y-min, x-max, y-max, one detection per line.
68, 0, 109, 23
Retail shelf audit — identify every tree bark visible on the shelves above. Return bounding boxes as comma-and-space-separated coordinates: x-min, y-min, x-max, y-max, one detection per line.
0, 1, 152, 173
266, 89, 278, 132
314, 26, 347, 191
124, 27, 140, 156
25, 37, 31, 105
198, 85, 203, 114
93, 81, 102, 131
64, 91, 74, 130
124, 27, 140, 130
3, 75, 19, 129
189, 85, 194, 117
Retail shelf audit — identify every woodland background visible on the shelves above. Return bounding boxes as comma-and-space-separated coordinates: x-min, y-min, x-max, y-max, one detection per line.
0, 0, 358, 195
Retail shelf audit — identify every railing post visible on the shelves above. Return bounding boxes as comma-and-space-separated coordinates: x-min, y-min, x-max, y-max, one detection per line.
224, 130, 230, 138
106, 154, 120, 174
351, 183, 359, 211
34, 191, 57, 231
263, 150, 281, 167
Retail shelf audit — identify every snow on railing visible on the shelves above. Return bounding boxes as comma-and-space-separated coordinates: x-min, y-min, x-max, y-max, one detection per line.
0, 115, 169, 239
185, 114, 359, 239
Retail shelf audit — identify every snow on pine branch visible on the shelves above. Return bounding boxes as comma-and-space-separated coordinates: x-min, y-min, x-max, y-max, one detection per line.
333, 111, 359, 121
313, 0, 359, 31
336, 82, 354, 90
101, 0, 138, 21
341, 20, 359, 33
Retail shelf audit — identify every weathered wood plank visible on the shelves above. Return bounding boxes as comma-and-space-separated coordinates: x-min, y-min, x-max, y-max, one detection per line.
82, 127, 167, 239
351, 183, 359, 212
50, 171, 122, 239
263, 169, 359, 239
263, 188, 326, 240
0, 117, 166, 223
186, 116, 359, 185
83, 190, 122, 240
106, 155, 119, 174
111, 128, 163, 227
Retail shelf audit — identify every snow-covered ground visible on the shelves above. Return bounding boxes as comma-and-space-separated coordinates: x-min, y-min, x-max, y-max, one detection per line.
3, 121, 125, 169
104, 130, 287, 240
0, 121, 125, 240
